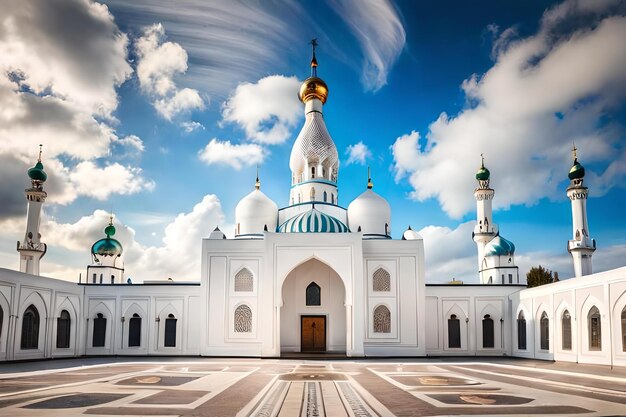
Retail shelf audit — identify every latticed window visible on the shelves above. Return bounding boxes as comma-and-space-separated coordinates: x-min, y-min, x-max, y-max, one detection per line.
588, 306, 601, 351
540, 312, 549, 350
56, 310, 71, 349
517, 311, 526, 350
372, 268, 390, 292
234, 268, 253, 292
373, 305, 391, 333
234, 305, 252, 333
21, 305, 39, 350
306, 282, 321, 306
562, 310, 572, 350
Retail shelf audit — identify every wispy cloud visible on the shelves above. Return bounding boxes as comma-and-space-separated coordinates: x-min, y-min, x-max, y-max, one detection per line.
327, 0, 406, 91
345, 141, 372, 165
392, 0, 626, 218
198, 138, 266, 170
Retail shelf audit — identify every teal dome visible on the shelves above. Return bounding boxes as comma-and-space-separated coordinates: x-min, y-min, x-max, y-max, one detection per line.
91, 237, 123, 257
476, 163, 490, 181
484, 235, 515, 256
568, 159, 585, 180
105, 224, 116, 237
278, 208, 349, 233
28, 161, 47, 182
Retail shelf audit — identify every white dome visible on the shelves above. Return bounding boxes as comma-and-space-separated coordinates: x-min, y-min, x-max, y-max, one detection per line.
289, 100, 338, 178
235, 189, 278, 237
403, 227, 422, 241
347, 189, 391, 238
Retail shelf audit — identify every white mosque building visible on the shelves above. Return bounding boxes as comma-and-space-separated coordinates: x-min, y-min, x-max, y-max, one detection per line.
1, 48, 626, 367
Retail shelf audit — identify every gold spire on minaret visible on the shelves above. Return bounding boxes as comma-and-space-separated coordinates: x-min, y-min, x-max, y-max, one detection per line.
367, 166, 373, 189
255, 165, 260, 190
299, 39, 328, 104
38, 144, 43, 162
572, 143, 578, 161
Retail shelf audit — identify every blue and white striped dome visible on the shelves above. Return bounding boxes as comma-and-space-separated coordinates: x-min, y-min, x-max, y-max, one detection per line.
278, 208, 349, 233
484, 235, 515, 256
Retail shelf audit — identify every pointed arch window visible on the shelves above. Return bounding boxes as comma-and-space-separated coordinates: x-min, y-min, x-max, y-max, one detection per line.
93, 313, 107, 347
20, 305, 39, 350
56, 310, 71, 349
482, 314, 494, 348
448, 314, 461, 348
373, 305, 391, 333
306, 282, 321, 306
128, 313, 142, 347
588, 306, 601, 351
164, 314, 177, 347
234, 305, 252, 333
310, 187, 316, 201
517, 311, 526, 350
323, 191, 327, 202
0, 305, 3, 340
234, 268, 253, 292
621, 307, 626, 352
562, 310, 572, 351
540, 312, 549, 350
331, 194, 335, 204
311, 166, 316, 178
372, 268, 391, 292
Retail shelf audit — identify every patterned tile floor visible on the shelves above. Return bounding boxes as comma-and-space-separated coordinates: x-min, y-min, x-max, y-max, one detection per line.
0, 357, 625, 416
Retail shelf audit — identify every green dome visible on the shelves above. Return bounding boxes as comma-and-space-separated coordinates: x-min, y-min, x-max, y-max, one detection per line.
27, 161, 47, 182
91, 237, 123, 256
484, 235, 515, 257
568, 159, 585, 180
105, 224, 116, 237
476, 166, 490, 181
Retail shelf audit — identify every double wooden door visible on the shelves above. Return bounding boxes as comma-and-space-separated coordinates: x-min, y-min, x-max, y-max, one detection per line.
301, 315, 326, 352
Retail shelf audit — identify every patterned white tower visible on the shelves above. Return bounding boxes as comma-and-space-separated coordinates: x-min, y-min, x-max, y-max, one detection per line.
289, 39, 339, 207
472, 155, 498, 274
567, 146, 595, 277
17, 145, 47, 276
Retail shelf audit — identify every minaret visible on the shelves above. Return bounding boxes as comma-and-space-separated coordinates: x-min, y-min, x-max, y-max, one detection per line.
567, 145, 595, 277
17, 145, 48, 275
472, 155, 498, 274
88, 214, 124, 284
289, 39, 339, 206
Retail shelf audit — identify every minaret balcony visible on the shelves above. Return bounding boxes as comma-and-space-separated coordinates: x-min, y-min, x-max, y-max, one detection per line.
568, 238, 596, 252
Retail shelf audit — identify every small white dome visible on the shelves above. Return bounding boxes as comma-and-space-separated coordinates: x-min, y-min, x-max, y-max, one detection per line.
403, 227, 422, 241
235, 189, 278, 237
347, 189, 391, 238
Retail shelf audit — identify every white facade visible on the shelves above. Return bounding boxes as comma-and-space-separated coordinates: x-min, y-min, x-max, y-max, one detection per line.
0, 49, 625, 366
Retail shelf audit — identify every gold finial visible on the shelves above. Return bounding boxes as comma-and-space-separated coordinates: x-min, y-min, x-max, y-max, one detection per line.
480, 153, 485, 168
38, 144, 43, 162
572, 143, 578, 160
255, 165, 260, 190
367, 166, 373, 189
109, 212, 114, 226
309, 38, 318, 77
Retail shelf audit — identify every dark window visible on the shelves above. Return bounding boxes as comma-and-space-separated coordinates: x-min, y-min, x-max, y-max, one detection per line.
540, 312, 549, 350
20, 305, 40, 350
128, 313, 141, 347
622, 307, 626, 352
517, 311, 527, 350
306, 282, 321, 306
0, 305, 3, 340
164, 314, 177, 347
56, 310, 71, 349
482, 314, 494, 348
448, 314, 461, 348
111, 275, 115, 284
588, 306, 601, 351
93, 313, 107, 347
92, 273, 96, 283
323, 191, 327, 202
562, 310, 572, 350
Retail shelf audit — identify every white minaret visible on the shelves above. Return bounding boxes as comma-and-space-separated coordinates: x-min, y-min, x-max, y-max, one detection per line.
17, 145, 47, 275
567, 145, 595, 277
288, 39, 339, 207
472, 155, 498, 275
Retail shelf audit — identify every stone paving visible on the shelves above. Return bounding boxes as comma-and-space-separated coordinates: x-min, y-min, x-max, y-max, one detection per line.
0, 357, 625, 416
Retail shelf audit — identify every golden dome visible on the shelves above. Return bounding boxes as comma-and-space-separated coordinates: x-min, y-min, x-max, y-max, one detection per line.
299, 76, 328, 104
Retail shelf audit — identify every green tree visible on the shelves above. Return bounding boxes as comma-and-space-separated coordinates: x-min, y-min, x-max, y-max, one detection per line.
526, 265, 555, 288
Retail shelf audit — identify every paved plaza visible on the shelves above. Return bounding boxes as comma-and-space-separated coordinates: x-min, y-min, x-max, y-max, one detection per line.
0, 357, 624, 416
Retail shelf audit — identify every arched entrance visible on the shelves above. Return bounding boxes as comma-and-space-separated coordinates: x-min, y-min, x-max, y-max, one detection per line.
280, 258, 346, 353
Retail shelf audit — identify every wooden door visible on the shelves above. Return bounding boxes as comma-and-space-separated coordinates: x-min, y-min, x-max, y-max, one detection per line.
301, 316, 326, 352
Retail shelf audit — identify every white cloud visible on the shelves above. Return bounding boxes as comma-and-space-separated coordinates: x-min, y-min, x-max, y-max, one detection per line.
66, 161, 155, 200
392, 2, 626, 218
222, 75, 302, 145
113, 134, 145, 157
327, 0, 405, 91
39, 196, 230, 282
198, 139, 266, 170
134, 23, 204, 120
345, 141, 372, 165
181, 121, 204, 133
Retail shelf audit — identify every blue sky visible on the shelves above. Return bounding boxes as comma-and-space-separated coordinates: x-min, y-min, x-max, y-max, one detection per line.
0, 0, 625, 283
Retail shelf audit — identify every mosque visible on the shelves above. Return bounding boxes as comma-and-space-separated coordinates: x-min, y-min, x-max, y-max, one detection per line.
1, 48, 625, 367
